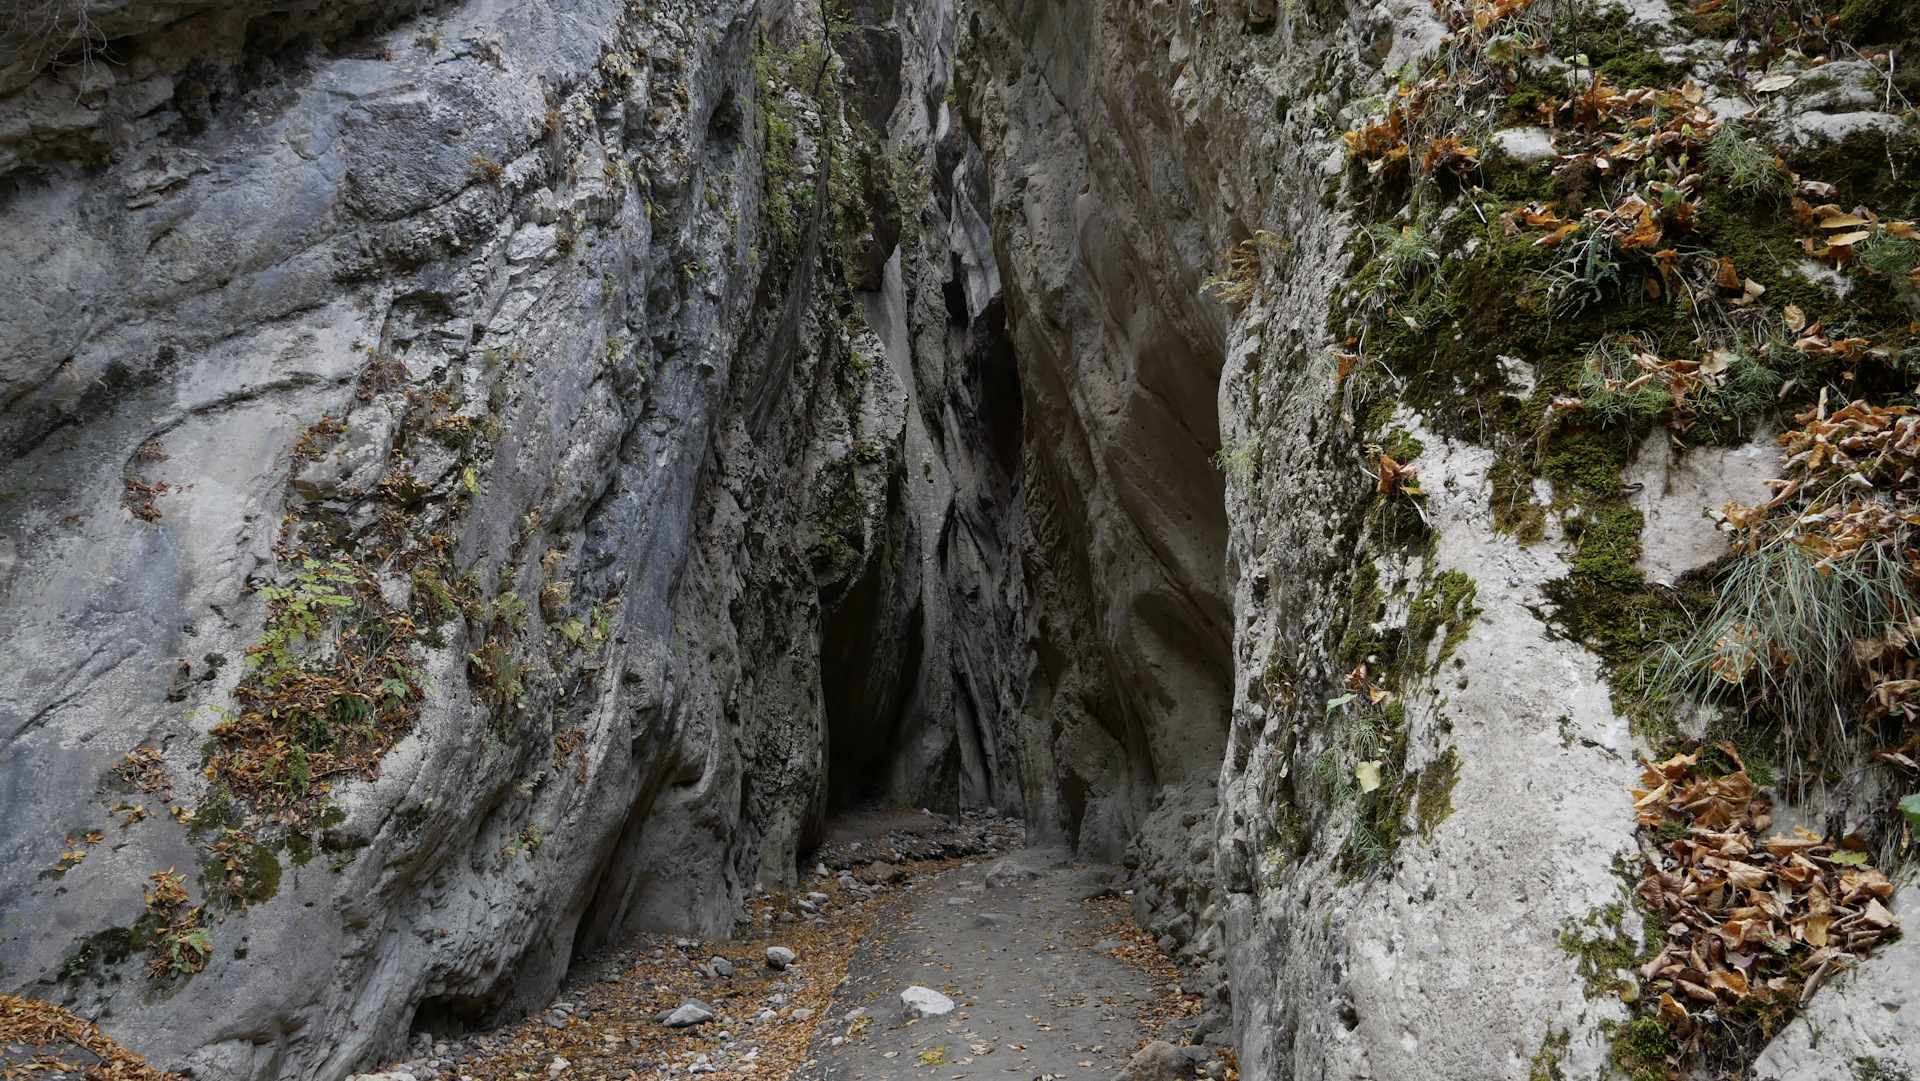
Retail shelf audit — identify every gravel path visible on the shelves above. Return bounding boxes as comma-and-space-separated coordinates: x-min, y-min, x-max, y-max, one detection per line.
795, 847, 1216, 1081
345, 814, 1225, 1081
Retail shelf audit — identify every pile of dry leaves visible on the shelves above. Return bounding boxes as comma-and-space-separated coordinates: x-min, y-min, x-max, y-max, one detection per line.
1497, 76, 1725, 268
0, 995, 185, 1081
1629, 747, 1898, 1062
1082, 895, 1206, 1033
1547, 78, 1722, 169
1791, 199, 1920, 277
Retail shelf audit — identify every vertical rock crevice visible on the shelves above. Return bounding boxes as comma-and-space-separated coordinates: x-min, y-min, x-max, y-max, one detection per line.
13, 0, 1914, 1076
960, 0, 1920, 1077
954, 0, 1238, 1017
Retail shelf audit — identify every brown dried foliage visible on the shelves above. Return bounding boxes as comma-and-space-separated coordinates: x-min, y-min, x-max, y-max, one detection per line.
123, 478, 168, 523
0, 993, 186, 1081
206, 554, 426, 826
110, 748, 173, 797
1629, 748, 1898, 1072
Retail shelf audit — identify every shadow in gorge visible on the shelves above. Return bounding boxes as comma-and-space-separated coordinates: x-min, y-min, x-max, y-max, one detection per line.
818, 476, 926, 812
817, 556, 921, 802
1013, 237, 1235, 859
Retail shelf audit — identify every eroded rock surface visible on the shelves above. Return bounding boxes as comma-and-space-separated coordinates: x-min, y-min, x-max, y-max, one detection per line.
1, 0, 1021, 1075
6, 0, 1919, 1077
956, 0, 1918, 1079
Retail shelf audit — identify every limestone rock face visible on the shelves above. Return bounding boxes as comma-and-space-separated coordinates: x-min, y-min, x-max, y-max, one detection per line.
7, 0, 1918, 1077
0, 0, 1019, 1075
954, 2, 1917, 1079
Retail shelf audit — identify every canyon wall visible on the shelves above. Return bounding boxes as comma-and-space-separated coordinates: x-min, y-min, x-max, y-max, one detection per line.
0, 0, 1021, 1075
958, 0, 1919, 1077
5, 0, 1919, 1077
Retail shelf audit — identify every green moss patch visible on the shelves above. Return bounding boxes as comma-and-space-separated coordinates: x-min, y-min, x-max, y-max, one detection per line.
1607, 1017, 1674, 1081
1413, 745, 1460, 836
1407, 570, 1480, 667
1559, 892, 1655, 1001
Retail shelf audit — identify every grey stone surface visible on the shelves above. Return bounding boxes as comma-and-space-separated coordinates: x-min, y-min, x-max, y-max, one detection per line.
764, 947, 795, 970
662, 1001, 714, 1028
1490, 126, 1557, 164
1623, 434, 1782, 587
949, 1, 1858, 1079
0, 0, 1021, 1077
982, 856, 1037, 888
1113, 1041, 1188, 1081
897, 985, 953, 1019
800, 857, 1172, 1081
957, 13, 1239, 1036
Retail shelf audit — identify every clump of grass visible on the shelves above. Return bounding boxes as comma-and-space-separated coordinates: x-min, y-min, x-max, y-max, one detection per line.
1213, 435, 1261, 483
1855, 233, 1920, 300
1575, 334, 1668, 426
1203, 231, 1291, 304
1703, 124, 1790, 199
1342, 817, 1394, 873
1309, 745, 1355, 805
1652, 544, 1910, 774
1361, 221, 1439, 300
1548, 228, 1630, 316
1713, 348, 1784, 418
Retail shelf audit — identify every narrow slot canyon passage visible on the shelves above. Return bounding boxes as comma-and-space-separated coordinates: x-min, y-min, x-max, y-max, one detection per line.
5, 0, 1920, 1079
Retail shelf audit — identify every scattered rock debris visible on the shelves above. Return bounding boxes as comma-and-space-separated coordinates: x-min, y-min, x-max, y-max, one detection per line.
789, 836, 1228, 1081
339, 811, 1227, 1081
346, 811, 1070, 1081
896, 987, 954, 1020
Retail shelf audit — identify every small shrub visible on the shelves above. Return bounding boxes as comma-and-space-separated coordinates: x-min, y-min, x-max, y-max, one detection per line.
247, 559, 359, 680
142, 869, 210, 981
1203, 231, 1292, 304
1212, 435, 1261, 483
1548, 229, 1629, 316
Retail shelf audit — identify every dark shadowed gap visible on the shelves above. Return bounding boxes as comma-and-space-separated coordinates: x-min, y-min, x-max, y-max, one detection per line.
819, 469, 925, 810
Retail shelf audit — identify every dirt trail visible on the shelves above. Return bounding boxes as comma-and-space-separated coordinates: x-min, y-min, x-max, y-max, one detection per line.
792, 847, 1224, 1081
350, 812, 1227, 1081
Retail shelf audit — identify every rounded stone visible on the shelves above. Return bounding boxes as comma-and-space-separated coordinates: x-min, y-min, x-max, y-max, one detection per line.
899, 985, 955, 1019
